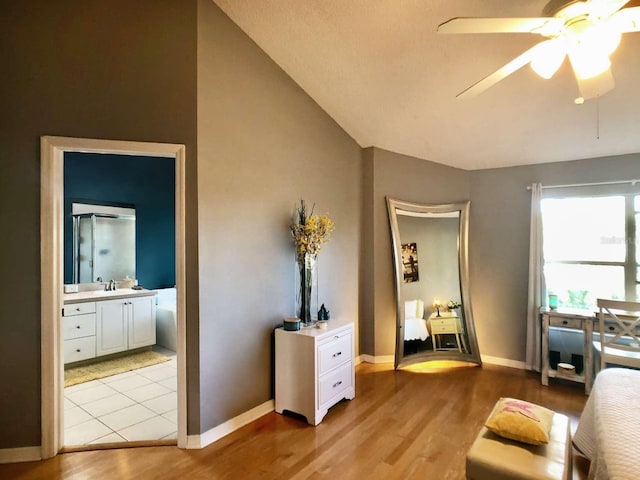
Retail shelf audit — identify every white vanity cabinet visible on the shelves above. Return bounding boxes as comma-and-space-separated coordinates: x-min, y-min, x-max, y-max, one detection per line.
96, 299, 128, 356
275, 319, 355, 425
62, 302, 97, 364
96, 295, 156, 356
127, 295, 157, 349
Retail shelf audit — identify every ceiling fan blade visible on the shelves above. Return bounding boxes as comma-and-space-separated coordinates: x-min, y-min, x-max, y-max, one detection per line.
588, 0, 631, 18
610, 5, 640, 32
437, 17, 564, 35
456, 42, 549, 99
574, 68, 615, 99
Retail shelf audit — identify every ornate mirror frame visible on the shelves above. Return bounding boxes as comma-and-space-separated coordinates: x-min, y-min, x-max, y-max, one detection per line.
387, 197, 481, 369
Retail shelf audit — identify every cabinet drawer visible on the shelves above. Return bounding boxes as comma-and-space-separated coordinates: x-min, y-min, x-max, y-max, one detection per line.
549, 317, 582, 329
63, 314, 96, 340
64, 302, 96, 316
599, 320, 640, 336
63, 336, 96, 364
431, 318, 459, 333
318, 361, 353, 408
318, 332, 352, 375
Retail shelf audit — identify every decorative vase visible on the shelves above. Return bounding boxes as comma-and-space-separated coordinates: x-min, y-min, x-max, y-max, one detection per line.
297, 253, 317, 326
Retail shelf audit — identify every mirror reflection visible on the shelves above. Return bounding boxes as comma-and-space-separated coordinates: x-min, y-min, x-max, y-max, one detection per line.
387, 198, 481, 368
72, 203, 136, 283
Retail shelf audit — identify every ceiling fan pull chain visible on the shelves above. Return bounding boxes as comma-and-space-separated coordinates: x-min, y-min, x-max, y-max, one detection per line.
597, 96, 600, 140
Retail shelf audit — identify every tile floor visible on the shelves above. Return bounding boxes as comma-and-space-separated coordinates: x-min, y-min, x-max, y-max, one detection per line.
64, 356, 177, 446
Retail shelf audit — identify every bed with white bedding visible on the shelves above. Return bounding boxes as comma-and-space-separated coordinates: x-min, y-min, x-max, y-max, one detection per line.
404, 299, 430, 341
573, 368, 640, 479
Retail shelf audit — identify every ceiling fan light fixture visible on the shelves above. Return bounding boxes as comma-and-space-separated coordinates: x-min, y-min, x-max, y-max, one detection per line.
598, 27, 622, 55
568, 40, 611, 79
439, 0, 635, 99
530, 39, 566, 78
580, 23, 622, 55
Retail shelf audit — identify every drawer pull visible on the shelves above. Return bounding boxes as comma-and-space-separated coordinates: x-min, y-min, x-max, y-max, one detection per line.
609, 326, 615, 331
334, 335, 340, 339
76, 349, 81, 353
562, 320, 568, 325
76, 325, 81, 329
333, 380, 342, 388
332, 351, 342, 358
76, 307, 81, 311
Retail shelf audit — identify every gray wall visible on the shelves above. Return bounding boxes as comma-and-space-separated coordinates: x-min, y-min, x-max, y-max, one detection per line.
359, 149, 376, 356
469, 154, 640, 363
363, 147, 470, 356
0, 0, 199, 448
196, 0, 361, 431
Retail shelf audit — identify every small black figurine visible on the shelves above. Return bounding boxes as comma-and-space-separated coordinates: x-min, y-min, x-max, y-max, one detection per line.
318, 304, 330, 321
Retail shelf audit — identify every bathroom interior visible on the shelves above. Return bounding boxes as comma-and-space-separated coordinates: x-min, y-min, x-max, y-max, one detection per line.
61, 152, 178, 447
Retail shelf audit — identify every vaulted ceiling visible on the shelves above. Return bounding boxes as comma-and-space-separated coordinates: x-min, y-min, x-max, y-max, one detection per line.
213, 0, 640, 170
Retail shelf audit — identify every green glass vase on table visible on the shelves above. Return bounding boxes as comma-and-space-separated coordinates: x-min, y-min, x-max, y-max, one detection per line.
290, 200, 334, 326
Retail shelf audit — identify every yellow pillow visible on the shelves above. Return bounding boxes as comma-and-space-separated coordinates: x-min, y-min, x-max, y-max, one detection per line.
485, 398, 554, 445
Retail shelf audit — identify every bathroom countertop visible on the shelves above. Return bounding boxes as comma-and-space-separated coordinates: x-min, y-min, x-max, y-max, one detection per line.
63, 288, 156, 304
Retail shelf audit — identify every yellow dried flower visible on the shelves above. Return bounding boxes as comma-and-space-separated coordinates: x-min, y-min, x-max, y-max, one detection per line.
290, 200, 335, 264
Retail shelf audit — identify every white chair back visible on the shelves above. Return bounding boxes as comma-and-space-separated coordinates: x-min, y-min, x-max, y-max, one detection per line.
596, 299, 640, 372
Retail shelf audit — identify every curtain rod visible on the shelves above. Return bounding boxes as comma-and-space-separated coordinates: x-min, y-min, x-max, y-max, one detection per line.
526, 179, 640, 190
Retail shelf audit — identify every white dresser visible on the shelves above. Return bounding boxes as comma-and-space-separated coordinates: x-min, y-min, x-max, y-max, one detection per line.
275, 319, 355, 425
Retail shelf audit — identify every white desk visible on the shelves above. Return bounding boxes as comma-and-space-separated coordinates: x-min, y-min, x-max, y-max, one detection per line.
541, 308, 594, 395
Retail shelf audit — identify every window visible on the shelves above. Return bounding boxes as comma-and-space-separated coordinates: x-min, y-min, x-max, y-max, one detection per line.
541, 194, 639, 310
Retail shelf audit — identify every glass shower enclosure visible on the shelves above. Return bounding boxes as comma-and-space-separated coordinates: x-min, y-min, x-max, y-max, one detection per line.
72, 204, 136, 284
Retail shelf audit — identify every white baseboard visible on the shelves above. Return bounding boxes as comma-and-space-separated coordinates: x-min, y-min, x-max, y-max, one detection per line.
358, 354, 394, 364
2, 401, 277, 459
0, 446, 41, 464
186, 399, 274, 449
481, 354, 526, 370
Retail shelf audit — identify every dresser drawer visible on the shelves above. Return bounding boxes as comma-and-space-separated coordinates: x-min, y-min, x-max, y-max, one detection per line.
431, 318, 460, 334
318, 361, 353, 408
64, 302, 96, 316
63, 336, 96, 364
549, 317, 582, 329
318, 332, 352, 375
63, 314, 96, 340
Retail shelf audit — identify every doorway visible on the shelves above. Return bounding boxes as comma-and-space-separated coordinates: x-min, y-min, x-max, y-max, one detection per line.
40, 136, 187, 458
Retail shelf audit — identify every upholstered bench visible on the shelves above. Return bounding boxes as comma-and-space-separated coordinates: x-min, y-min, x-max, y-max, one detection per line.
466, 408, 572, 480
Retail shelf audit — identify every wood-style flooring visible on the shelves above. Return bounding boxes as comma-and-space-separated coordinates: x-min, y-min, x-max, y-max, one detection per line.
1, 362, 589, 479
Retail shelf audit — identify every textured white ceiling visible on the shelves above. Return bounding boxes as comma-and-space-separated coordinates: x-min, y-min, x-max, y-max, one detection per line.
213, 0, 640, 170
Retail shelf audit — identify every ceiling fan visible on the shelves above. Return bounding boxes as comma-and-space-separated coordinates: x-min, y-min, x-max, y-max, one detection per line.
437, 0, 640, 101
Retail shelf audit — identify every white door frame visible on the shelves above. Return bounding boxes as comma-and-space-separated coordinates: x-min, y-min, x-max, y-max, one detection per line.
40, 136, 187, 458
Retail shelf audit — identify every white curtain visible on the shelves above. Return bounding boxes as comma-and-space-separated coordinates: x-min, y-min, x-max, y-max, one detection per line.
525, 183, 546, 371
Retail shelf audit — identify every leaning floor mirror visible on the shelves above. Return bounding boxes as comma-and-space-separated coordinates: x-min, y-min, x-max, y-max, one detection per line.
387, 198, 481, 369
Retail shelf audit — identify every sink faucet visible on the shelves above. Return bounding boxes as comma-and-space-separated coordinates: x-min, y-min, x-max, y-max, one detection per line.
104, 279, 116, 291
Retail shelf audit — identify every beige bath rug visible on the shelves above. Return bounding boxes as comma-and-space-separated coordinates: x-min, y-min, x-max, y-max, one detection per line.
64, 350, 172, 387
